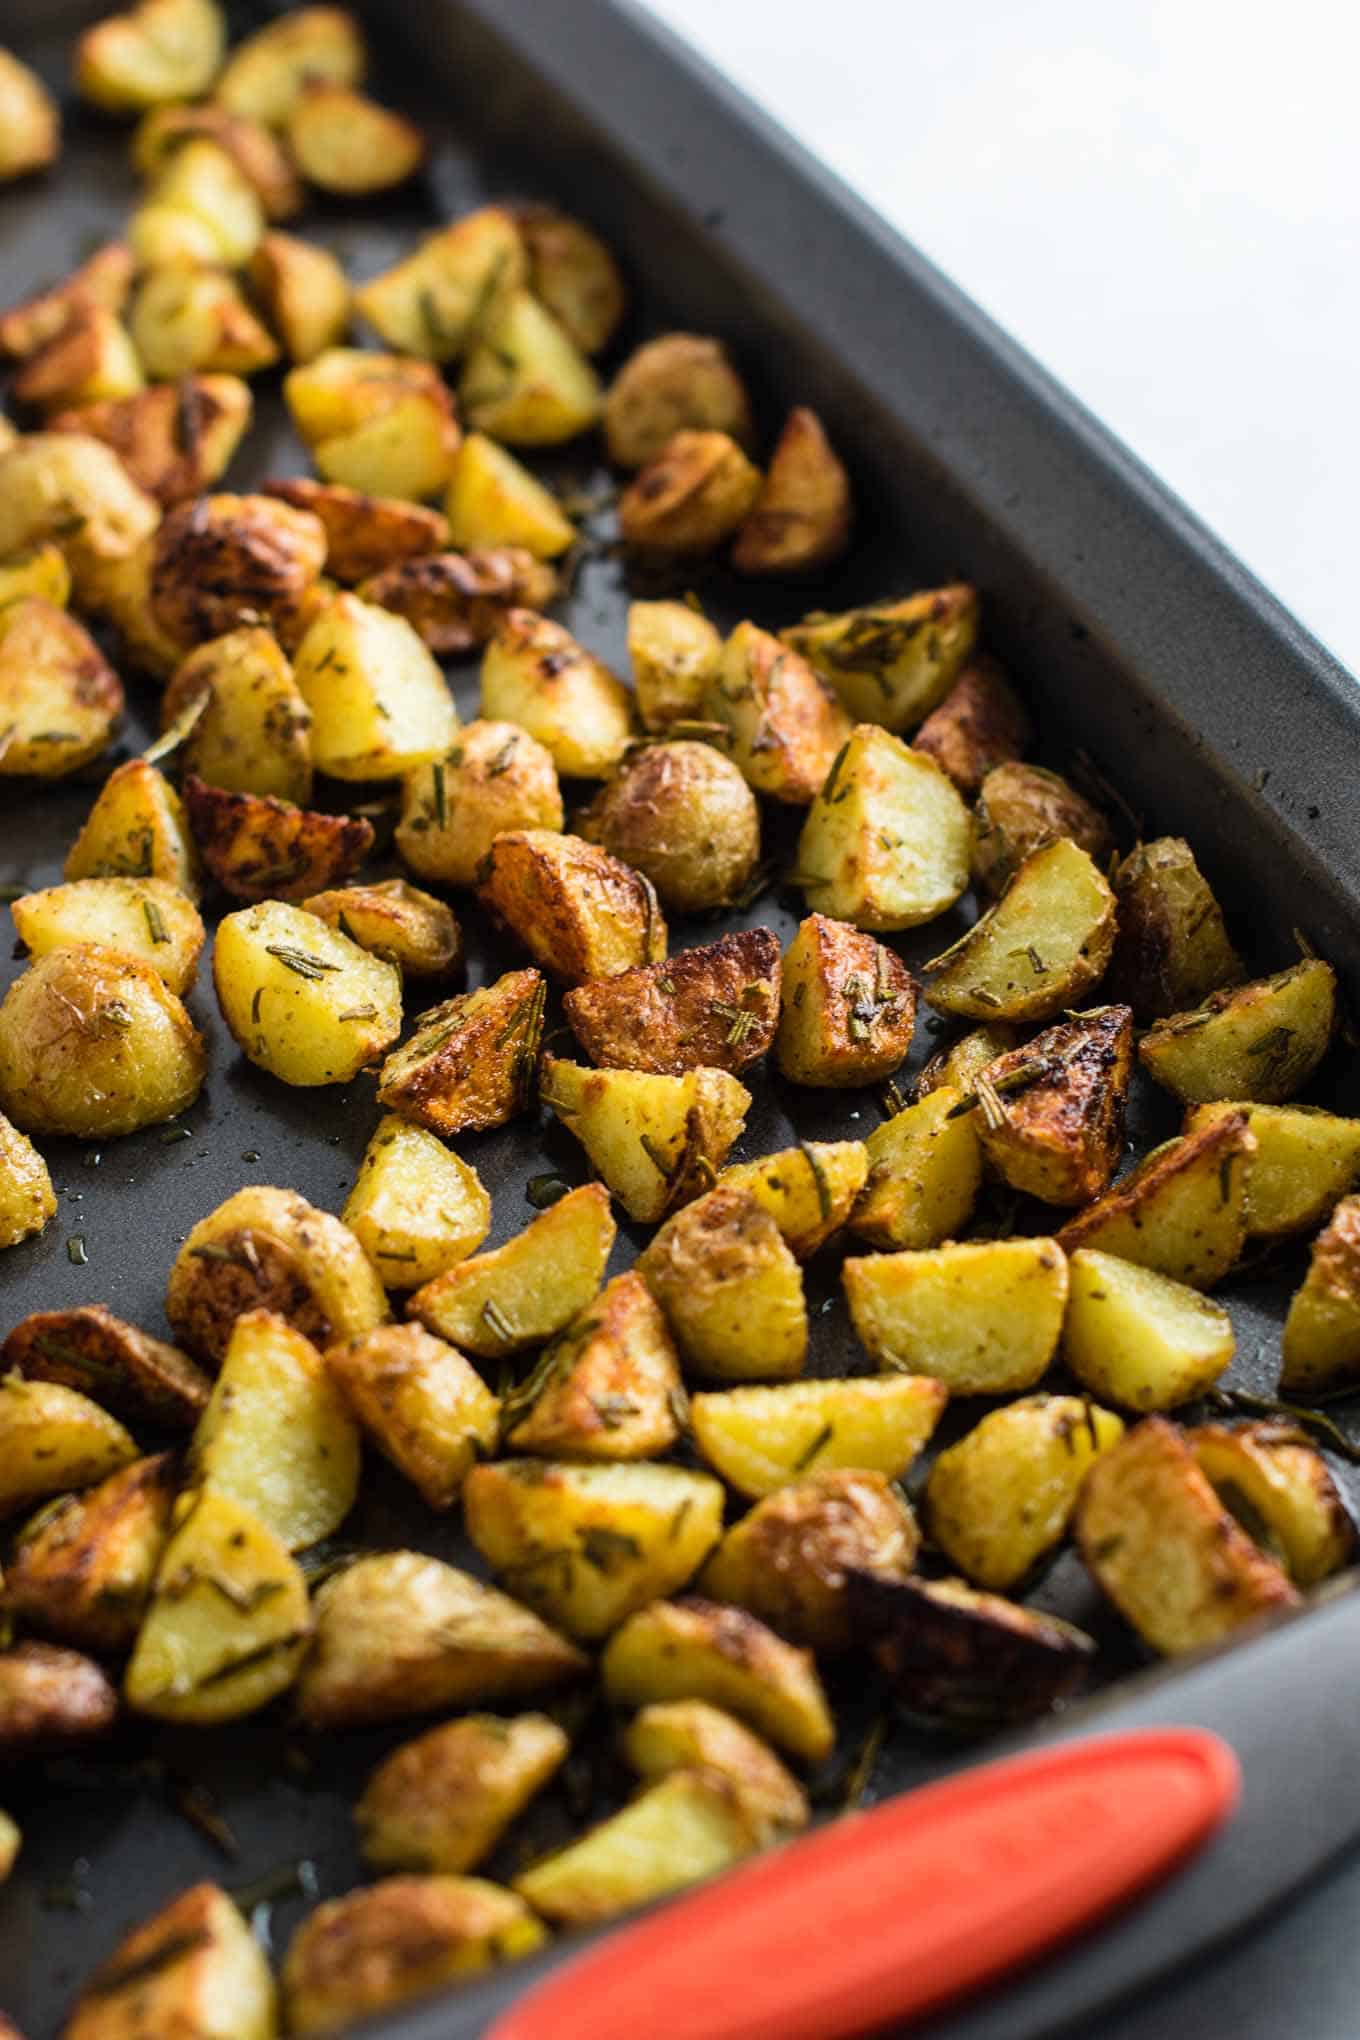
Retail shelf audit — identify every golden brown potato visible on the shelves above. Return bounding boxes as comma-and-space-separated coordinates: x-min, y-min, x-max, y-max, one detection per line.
1061, 1248, 1236, 1410
444, 433, 576, 560
166, 1184, 388, 1367
1056, 1110, 1255, 1289
619, 429, 762, 555
968, 1005, 1133, 1206
2, 1302, 209, 1427
82, 537, 194, 681
578, 741, 761, 915
396, 721, 563, 887
460, 288, 602, 446
563, 928, 781, 1075
502, 1272, 682, 1462
10, 874, 204, 995
481, 608, 633, 779
0, 49, 59, 181
296, 1550, 587, 1729
354, 206, 524, 360
407, 1182, 616, 1360
542, 1061, 751, 1227
287, 82, 424, 193
214, 898, 403, 1085
0, 1811, 18, 1882
622, 1701, 808, 1843
1280, 1194, 1360, 1395
65, 1882, 276, 2040
377, 968, 545, 1136
65, 759, 201, 896
1187, 1100, 1360, 1239
731, 406, 851, 575
844, 1236, 1069, 1393
849, 1086, 983, 1251
130, 266, 281, 381
850, 1572, 1096, 1726
515, 204, 627, 355
160, 626, 313, 804
635, 1185, 806, 1378
718, 1138, 869, 1259
76, 0, 225, 114
185, 775, 372, 902
0, 1373, 138, 1519
286, 348, 461, 500
292, 591, 459, 780
0, 596, 123, 780
912, 654, 1031, 795
11, 308, 143, 413
216, 5, 366, 126
357, 1713, 570, 1874
794, 722, 971, 929
775, 913, 917, 1087
262, 477, 449, 584
133, 100, 303, 218
692, 1373, 948, 1500
248, 229, 351, 365
326, 1322, 498, 1510
970, 760, 1112, 896
303, 878, 459, 978
0, 432, 159, 605
703, 620, 851, 805
360, 547, 557, 655
0, 541, 71, 611
1138, 960, 1337, 1106
131, 134, 265, 268
1189, 1421, 1354, 1587
341, 1114, 490, 1290
782, 584, 978, 734
604, 332, 753, 469
148, 492, 325, 648
51, 376, 252, 509
1105, 836, 1243, 1018
479, 829, 665, 983
627, 598, 724, 731
927, 837, 1118, 1023
924, 1024, 1033, 1101
0, 242, 132, 361
6, 1452, 177, 1653
0, 1111, 56, 1249
0, 1642, 118, 1755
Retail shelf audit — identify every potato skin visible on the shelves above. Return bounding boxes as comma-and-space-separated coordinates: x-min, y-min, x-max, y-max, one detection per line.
0, 1642, 118, 1755
636, 1185, 806, 1379
478, 829, 666, 984
149, 492, 327, 646
287, 83, 425, 196
360, 548, 557, 655
503, 1272, 682, 1463
1106, 836, 1243, 1019
604, 333, 754, 469
377, 969, 546, 1136
1, 1303, 210, 1427
516, 205, 627, 355
6, 1452, 177, 1652
849, 1572, 1096, 1726
303, 878, 460, 977
578, 741, 761, 913
704, 622, 852, 805
974, 1005, 1133, 1206
731, 406, 851, 575
913, 654, 1031, 795
326, 1323, 499, 1509
970, 761, 1112, 896
0, 596, 124, 779
357, 1712, 570, 1874
263, 476, 448, 583
0, 49, 59, 181
51, 375, 253, 506
185, 775, 372, 902
563, 928, 781, 1075
396, 722, 563, 888
618, 429, 762, 555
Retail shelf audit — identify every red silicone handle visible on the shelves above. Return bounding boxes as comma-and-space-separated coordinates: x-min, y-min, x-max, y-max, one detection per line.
488, 1728, 1239, 2040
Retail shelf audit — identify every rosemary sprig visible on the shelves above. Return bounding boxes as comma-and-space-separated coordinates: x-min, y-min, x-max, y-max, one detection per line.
265, 944, 340, 982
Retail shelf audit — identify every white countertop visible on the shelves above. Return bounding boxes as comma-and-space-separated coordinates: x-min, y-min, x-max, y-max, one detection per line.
645, 0, 1359, 676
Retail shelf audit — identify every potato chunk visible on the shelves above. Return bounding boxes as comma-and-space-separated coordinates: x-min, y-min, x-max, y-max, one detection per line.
377, 968, 545, 1136
132, 100, 303, 218
732, 406, 851, 575
1056, 1110, 1254, 1288
700, 1468, 918, 1652
782, 584, 978, 733
923, 1024, 1043, 1106
692, 1374, 947, 1500
396, 722, 563, 887
444, 432, 576, 558
285, 347, 461, 500
703, 622, 851, 805
627, 598, 724, 731
480, 608, 632, 778
795, 723, 971, 930
0, 1111, 56, 1248
969, 760, 1112, 897
460, 287, 602, 445
604, 333, 753, 470
2, 1303, 209, 1427
0, 49, 59, 180
76, 0, 226, 113
342, 1116, 491, 1292
1076, 1417, 1299, 1655
148, 494, 323, 647
912, 654, 1031, 795
326, 1323, 499, 1509
1189, 1421, 1354, 1586
618, 429, 762, 555
623, 1701, 807, 1843
1061, 1248, 1235, 1410
1105, 836, 1242, 1018
10, 875, 203, 995
408, 1183, 615, 1359
849, 1086, 982, 1250
53, 376, 253, 509
578, 741, 761, 915
287, 591, 457, 778
636, 1185, 806, 1378
718, 1139, 869, 1258
354, 207, 526, 361
563, 929, 780, 1076
0, 432, 158, 604
357, 1713, 569, 1874
130, 267, 280, 380
479, 829, 665, 983
515, 1769, 756, 1926
0, 945, 204, 1138
1138, 960, 1337, 1105
248, 230, 350, 363
850, 1572, 1096, 1727
0, 1641, 118, 1755
263, 477, 448, 584
185, 777, 372, 903
0, 597, 123, 779
543, 1060, 751, 1226
296, 1550, 586, 1728
970, 1005, 1133, 1206
926, 1395, 1124, 1590
133, 135, 264, 267
927, 837, 1117, 1022
775, 913, 917, 1087
1187, 1100, 1360, 1238
601, 1597, 833, 1761
516, 205, 627, 355
361, 547, 557, 657
844, 1237, 1069, 1392
304, 880, 459, 977
12, 308, 144, 413
65, 759, 200, 896
214, 899, 402, 1086
502, 1272, 682, 1461
216, 5, 366, 127
66, 1883, 276, 2040
0, 1375, 137, 1519
160, 627, 312, 802
1280, 1194, 1360, 1395
7, 1452, 177, 1652
287, 83, 424, 193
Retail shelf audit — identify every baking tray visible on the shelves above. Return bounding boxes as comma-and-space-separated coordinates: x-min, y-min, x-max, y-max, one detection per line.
3, 2, 1360, 2036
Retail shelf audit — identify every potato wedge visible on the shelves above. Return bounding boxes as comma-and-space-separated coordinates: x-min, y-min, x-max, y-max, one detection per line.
692, 1374, 948, 1500
627, 598, 724, 731
603, 333, 753, 469
76, 0, 226, 114
51, 376, 253, 508
326, 1323, 499, 1510
149, 492, 324, 648
849, 1572, 1096, 1726
926, 1395, 1124, 1590
0, 1641, 118, 1755
0, 596, 122, 779
1055, 1110, 1254, 1288
285, 347, 460, 501
623, 1700, 807, 1843
703, 621, 851, 805
261, 477, 448, 584
794, 723, 971, 929
514, 1769, 757, 1926
65, 759, 200, 897
0, 1375, 137, 1519
0, 432, 158, 603
1061, 1247, 1236, 1410
502, 1272, 682, 1462
292, 591, 458, 779
357, 1713, 569, 1874
970, 1005, 1133, 1205
360, 546, 557, 656
577, 741, 761, 915
636, 1185, 806, 1378
1189, 1421, 1354, 1586
6, 1452, 177, 1652
377, 968, 545, 1136
460, 288, 602, 445
849, 1085, 983, 1251
1138, 960, 1337, 1105
0, 1111, 56, 1249
1280, 1194, 1360, 1395
296, 1550, 586, 1728
160, 626, 313, 803
130, 266, 280, 380
601, 1597, 833, 1761
913, 1022, 1023, 1099
731, 406, 851, 575
0, 49, 59, 181
214, 898, 402, 1085
618, 429, 762, 555
479, 829, 665, 983
0, 242, 133, 361
844, 1236, 1069, 1393
65, 1882, 276, 2040
354, 207, 525, 362
0, 542, 71, 611
185, 777, 372, 902
926, 837, 1117, 1022
563, 929, 780, 1076
444, 432, 576, 558
1105, 836, 1243, 1018
10, 875, 204, 994
396, 722, 563, 887
912, 654, 1031, 795
481, 608, 632, 778
248, 230, 351, 364
1, 1302, 210, 1428
132, 101, 303, 219
542, 1059, 751, 1225
782, 584, 978, 733
287, 83, 424, 194
775, 913, 917, 1087
1075, 1417, 1299, 1655
342, 1101, 493, 1287
1186, 1100, 1360, 1238
408, 1183, 615, 1360
718, 1138, 869, 1258
515, 205, 627, 355
11, 308, 144, 413
216, 5, 366, 127
970, 760, 1112, 897
303, 878, 459, 978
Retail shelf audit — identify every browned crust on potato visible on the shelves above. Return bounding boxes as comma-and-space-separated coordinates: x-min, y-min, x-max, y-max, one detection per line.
10, 308, 131, 412
563, 929, 781, 1075
0, 1642, 118, 1754
359, 547, 557, 652
913, 654, 1031, 795
2, 595, 124, 730
0, 1303, 210, 1427
730, 406, 851, 576
619, 429, 762, 556
974, 1005, 1133, 1205
777, 913, 917, 1086
971, 762, 1112, 896
5, 1452, 178, 1652
711, 625, 852, 806
167, 1232, 334, 1368
1056, 1108, 1252, 1266
376, 968, 545, 1136
576, 741, 760, 916
184, 775, 373, 901
302, 879, 462, 977
149, 493, 328, 644
262, 476, 450, 584
848, 1571, 1095, 1724
135, 103, 304, 220
477, 829, 666, 984
51, 377, 252, 506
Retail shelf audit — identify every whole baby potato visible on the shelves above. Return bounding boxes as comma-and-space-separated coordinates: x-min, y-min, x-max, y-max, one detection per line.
580, 741, 759, 914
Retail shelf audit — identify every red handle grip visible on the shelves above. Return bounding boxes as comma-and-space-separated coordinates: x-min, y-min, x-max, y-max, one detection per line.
489, 1728, 1238, 2040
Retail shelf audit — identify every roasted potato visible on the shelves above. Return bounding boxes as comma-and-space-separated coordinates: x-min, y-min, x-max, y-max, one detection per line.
326, 1323, 499, 1509
618, 429, 762, 555
926, 837, 1118, 1022
408, 1183, 616, 1359
0, 1811, 17, 1881
286, 349, 461, 501
0, 242, 133, 361
1061, 1247, 1236, 1410
130, 265, 280, 380
731, 406, 851, 575
479, 829, 665, 983
377, 969, 545, 1136
132, 101, 303, 219
0, 1374, 137, 1519
260, 477, 448, 583
1280, 1194, 1360, 1395
481, 608, 632, 778
359, 546, 557, 655
1138, 960, 1337, 1106
65, 759, 201, 896
341, 1115, 490, 1291
1, 1301, 209, 1427
76, 0, 225, 114
65, 1882, 276, 2040
444, 432, 576, 559
296, 1550, 586, 1729
81, 534, 193, 680
1055, 1110, 1255, 1289
1105, 836, 1243, 1018
148, 492, 325, 648
604, 333, 753, 470
542, 1059, 751, 1226
623, 1700, 807, 1843
794, 722, 971, 928
248, 229, 351, 364
775, 913, 917, 1087
52, 376, 252, 508
923, 1029, 1027, 1101
185, 777, 372, 902
0, 48, 59, 181
395, 722, 563, 887
216, 5, 366, 127
0, 432, 158, 603
10, 875, 204, 994
912, 654, 1031, 795
357, 1712, 569, 1874
1076, 1417, 1299, 1655
627, 597, 724, 731
515, 204, 627, 355
0, 944, 204, 1138
782, 584, 978, 733
718, 1138, 868, 1258
303, 878, 459, 978
0, 1641, 118, 1755
132, 135, 265, 267
969, 1005, 1133, 1206
166, 1184, 388, 1367
969, 760, 1112, 896
502, 1272, 683, 1462
563, 929, 780, 1075
460, 288, 603, 445
0, 1111, 57, 1249
844, 1236, 1069, 1393
635, 1184, 806, 1376
0, 596, 123, 779
514, 1769, 757, 1926
11, 308, 143, 413
287, 83, 424, 194
1186, 1100, 1360, 1238
578, 742, 761, 914
214, 898, 402, 1084
160, 626, 313, 803
293, 591, 459, 779
1189, 1421, 1354, 1587
692, 1373, 948, 1500
849, 1085, 983, 1251
703, 621, 851, 804
0, 541, 71, 611
6, 1452, 177, 1652
354, 207, 525, 362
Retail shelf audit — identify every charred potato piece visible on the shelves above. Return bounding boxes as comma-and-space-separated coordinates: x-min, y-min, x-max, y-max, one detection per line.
0, 432, 158, 604
1062, 1248, 1236, 1410
1280, 1194, 1360, 1395
287, 83, 424, 194
970, 761, 1112, 897
407, 1183, 616, 1360
0, 596, 123, 779
132, 136, 264, 267
6, 1452, 177, 1652
849, 1572, 1096, 1726
515, 1768, 757, 1926
844, 1236, 1069, 1393
1076, 1416, 1299, 1655
76, 0, 225, 114
562, 928, 781, 1075
1189, 1422, 1354, 1587
478, 829, 665, 983
782, 584, 978, 733
912, 654, 1031, 795
216, 5, 366, 127
0, 1375, 137, 1518
396, 722, 563, 887
623, 1701, 808, 1843
1137, 960, 1337, 1105
481, 608, 632, 778
130, 266, 280, 379
11, 308, 143, 412
0, 242, 133, 361
215, 899, 402, 1085
51, 376, 252, 508
185, 776, 372, 902
377, 969, 545, 1136
501, 1272, 682, 1462
703, 621, 851, 805
0, 542, 71, 610
161, 626, 313, 804
914, 1023, 1022, 1099
927, 837, 1117, 1023
293, 591, 458, 780
618, 429, 762, 556
627, 598, 724, 731
357, 1713, 569, 1874
542, 1060, 751, 1226
1186, 1100, 1360, 1238
263, 477, 448, 585
0, 49, 59, 181
303, 878, 459, 977
731, 405, 851, 575
700, 1468, 918, 1653
354, 207, 525, 362
81, 536, 192, 681
0, 1111, 56, 1249
718, 1138, 868, 1258
515, 205, 627, 355
149, 493, 325, 648
578, 741, 761, 914
342, 1114, 490, 1290
692, 1373, 948, 1500
0, 945, 204, 1138
248, 230, 351, 364
444, 432, 576, 559
326, 1323, 499, 1509
296, 1550, 586, 1729
0, 1642, 118, 1755
460, 288, 602, 446
1105, 836, 1242, 1018
971, 1005, 1133, 1206
132, 101, 303, 220
601, 1597, 833, 1762
926, 1395, 1124, 1590
166, 1184, 388, 1367
636, 1185, 806, 1378
65, 759, 200, 897
10, 875, 204, 994
795, 723, 971, 929
360, 547, 557, 655
65, 1882, 276, 2040
775, 913, 917, 1087
849, 1086, 983, 1251
1055, 1110, 1254, 1289
1, 1302, 209, 1427
604, 333, 753, 470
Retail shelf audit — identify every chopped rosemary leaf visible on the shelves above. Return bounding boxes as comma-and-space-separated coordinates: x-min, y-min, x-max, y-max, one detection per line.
66, 1234, 88, 1266
481, 1297, 516, 1346
338, 1005, 378, 1022
525, 1173, 570, 1209
799, 1139, 833, 1221
142, 691, 208, 766
792, 1421, 834, 1472
431, 760, 447, 829
142, 897, 170, 945
159, 1125, 191, 1144
265, 944, 340, 981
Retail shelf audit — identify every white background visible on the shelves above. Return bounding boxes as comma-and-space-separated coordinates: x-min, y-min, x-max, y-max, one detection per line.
645, 0, 1359, 675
